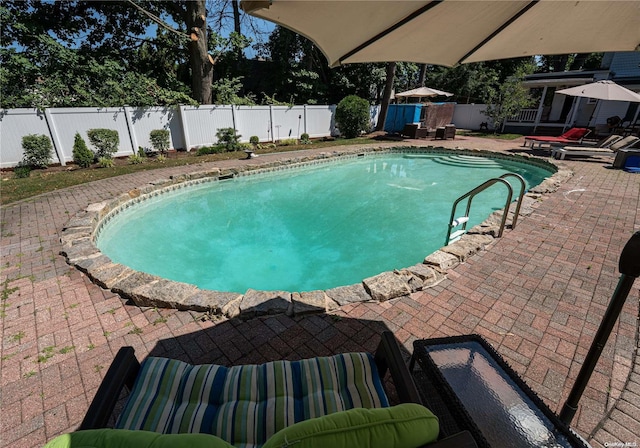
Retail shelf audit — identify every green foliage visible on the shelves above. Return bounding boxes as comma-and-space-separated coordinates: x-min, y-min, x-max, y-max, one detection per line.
482, 61, 537, 132
249, 136, 260, 146
128, 154, 144, 164
212, 77, 256, 105
21, 134, 53, 168
149, 129, 170, 154
14, 162, 31, 178
261, 93, 293, 106
279, 138, 298, 146
72, 133, 94, 168
196, 145, 225, 155
155, 154, 167, 163
137, 146, 147, 157
335, 95, 371, 139
300, 133, 311, 144
87, 129, 119, 159
216, 128, 242, 152
97, 157, 114, 168
0, 34, 197, 109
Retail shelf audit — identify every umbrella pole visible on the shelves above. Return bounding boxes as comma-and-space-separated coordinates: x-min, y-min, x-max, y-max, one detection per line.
559, 232, 640, 425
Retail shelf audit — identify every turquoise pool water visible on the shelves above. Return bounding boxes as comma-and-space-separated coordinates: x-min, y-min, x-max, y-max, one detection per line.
97, 152, 552, 293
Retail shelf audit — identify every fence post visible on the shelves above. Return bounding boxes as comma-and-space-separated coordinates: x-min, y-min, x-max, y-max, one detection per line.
43, 109, 66, 166
269, 105, 275, 143
123, 106, 138, 155
231, 104, 237, 131
178, 105, 191, 151
303, 105, 308, 136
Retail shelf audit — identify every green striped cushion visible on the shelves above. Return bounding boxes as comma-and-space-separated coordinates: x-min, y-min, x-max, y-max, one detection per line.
115, 353, 389, 448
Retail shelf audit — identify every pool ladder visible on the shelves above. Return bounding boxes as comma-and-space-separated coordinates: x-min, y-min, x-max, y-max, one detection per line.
445, 173, 526, 246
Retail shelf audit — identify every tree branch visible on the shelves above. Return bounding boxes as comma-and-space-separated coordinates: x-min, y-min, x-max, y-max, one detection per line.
125, 0, 190, 41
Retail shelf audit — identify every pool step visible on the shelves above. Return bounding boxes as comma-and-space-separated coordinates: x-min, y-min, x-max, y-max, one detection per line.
431, 155, 504, 169
404, 153, 504, 168
448, 216, 469, 243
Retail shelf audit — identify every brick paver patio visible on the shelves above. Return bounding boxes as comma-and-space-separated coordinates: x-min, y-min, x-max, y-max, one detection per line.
1, 136, 638, 447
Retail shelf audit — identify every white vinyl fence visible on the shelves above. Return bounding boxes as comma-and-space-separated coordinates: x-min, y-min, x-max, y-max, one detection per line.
0, 104, 344, 168
451, 104, 491, 130
1, 103, 486, 168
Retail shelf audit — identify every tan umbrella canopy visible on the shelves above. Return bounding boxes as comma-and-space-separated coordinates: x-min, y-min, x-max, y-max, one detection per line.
557, 80, 640, 103
394, 86, 453, 100
241, 1, 640, 68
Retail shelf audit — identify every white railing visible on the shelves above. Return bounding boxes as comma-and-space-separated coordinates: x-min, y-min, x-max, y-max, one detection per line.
507, 108, 538, 123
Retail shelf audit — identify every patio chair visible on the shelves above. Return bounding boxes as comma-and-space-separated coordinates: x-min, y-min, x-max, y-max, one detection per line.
552, 135, 640, 160
46, 331, 477, 448
523, 127, 591, 149
549, 134, 623, 158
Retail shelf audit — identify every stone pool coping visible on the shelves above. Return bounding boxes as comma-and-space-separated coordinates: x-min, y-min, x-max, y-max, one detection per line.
60, 146, 572, 319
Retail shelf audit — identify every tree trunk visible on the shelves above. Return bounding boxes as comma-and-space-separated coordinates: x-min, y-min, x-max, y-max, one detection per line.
232, 0, 241, 33
186, 0, 214, 104
375, 62, 396, 132
231, 0, 243, 60
418, 64, 427, 87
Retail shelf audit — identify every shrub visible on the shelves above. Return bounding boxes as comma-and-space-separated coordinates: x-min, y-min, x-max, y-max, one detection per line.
97, 156, 114, 168
149, 129, 170, 154
335, 95, 370, 139
128, 154, 144, 164
87, 129, 119, 159
14, 162, 31, 178
196, 145, 225, 156
21, 134, 53, 168
216, 128, 242, 152
72, 133, 94, 168
249, 135, 260, 146
137, 146, 147, 157
278, 138, 297, 146
300, 133, 311, 144
155, 154, 166, 163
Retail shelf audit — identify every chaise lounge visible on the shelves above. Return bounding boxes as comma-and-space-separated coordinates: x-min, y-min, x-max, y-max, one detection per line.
523, 127, 591, 149
45, 332, 477, 448
551, 135, 640, 160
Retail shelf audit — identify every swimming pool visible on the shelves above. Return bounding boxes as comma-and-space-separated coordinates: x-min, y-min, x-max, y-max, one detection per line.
96, 150, 553, 293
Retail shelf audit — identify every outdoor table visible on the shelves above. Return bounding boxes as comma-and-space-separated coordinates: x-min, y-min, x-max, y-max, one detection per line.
411, 335, 590, 448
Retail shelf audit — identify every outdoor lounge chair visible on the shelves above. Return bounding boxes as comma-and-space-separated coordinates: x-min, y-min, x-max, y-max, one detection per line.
48, 332, 477, 448
552, 134, 623, 149
551, 135, 640, 160
523, 127, 591, 149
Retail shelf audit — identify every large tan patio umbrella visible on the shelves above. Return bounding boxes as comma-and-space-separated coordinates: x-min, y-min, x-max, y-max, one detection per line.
241, 1, 640, 68
394, 86, 453, 102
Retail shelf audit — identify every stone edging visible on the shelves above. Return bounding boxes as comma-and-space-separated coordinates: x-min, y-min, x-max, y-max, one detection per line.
60, 146, 572, 319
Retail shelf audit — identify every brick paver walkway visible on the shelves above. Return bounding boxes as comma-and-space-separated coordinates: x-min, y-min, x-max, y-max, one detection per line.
1, 136, 639, 447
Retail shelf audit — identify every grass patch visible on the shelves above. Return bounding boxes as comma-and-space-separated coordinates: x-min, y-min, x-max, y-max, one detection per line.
36, 346, 56, 363
10, 331, 25, 342
59, 345, 75, 354
128, 326, 143, 335
1, 138, 377, 205
465, 132, 523, 140
152, 317, 168, 326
